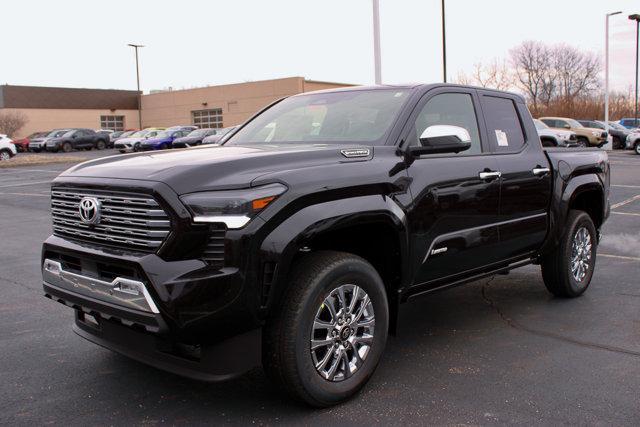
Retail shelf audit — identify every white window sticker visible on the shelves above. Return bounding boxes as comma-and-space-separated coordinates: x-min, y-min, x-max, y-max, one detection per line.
495, 129, 509, 146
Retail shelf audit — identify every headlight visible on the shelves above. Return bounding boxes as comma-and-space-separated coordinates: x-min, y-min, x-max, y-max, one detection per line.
555, 132, 566, 139
180, 183, 287, 229
591, 130, 599, 136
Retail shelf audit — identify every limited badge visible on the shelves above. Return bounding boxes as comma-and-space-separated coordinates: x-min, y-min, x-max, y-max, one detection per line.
340, 148, 371, 158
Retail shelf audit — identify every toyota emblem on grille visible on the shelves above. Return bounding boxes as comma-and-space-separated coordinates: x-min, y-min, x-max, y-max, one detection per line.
78, 197, 101, 225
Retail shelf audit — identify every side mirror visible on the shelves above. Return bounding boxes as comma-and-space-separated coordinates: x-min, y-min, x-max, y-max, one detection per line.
409, 125, 472, 156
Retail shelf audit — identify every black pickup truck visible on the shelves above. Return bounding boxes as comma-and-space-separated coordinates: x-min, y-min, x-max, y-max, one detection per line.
45, 128, 110, 152
41, 84, 609, 407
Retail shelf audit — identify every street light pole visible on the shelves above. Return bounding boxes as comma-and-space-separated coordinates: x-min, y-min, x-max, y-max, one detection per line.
441, 0, 447, 82
372, 0, 382, 84
630, 15, 640, 127
605, 11, 622, 151
128, 43, 144, 130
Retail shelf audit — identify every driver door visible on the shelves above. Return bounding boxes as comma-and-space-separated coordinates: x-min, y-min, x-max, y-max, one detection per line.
402, 88, 503, 290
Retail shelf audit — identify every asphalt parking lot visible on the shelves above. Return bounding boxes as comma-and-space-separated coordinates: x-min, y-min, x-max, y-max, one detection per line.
1, 149, 639, 425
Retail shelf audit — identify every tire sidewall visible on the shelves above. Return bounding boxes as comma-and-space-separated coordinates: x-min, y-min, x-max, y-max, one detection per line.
562, 211, 597, 296
292, 258, 388, 405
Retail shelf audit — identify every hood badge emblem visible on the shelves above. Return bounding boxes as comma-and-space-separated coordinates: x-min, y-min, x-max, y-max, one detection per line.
79, 197, 101, 225
340, 148, 371, 158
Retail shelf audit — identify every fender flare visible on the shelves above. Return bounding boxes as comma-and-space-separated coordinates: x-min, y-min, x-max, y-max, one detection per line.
542, 174, 604, 255
258, 194, 409, 327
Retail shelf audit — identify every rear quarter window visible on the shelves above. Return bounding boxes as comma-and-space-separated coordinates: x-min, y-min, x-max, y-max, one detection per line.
481, 96, 525, 152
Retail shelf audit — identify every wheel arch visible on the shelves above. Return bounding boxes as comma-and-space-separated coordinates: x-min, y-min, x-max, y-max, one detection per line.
258, 195, 409, 334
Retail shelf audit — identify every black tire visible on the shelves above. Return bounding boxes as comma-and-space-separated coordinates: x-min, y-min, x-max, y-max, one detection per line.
119, 149, 126, 154
96, 140, 106, 150
635, 141, 640, 155
133, 142, 140, 152
31, 148, 41, 153
62, 142, 72, 153
541, 210, 597, 298
613, 136, 623, 149
263, 251, 389, 407
576, 137, 588, 148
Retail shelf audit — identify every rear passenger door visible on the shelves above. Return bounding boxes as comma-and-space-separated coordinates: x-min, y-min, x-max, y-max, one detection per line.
477, 91, 552, 260
402, 88, 503, 289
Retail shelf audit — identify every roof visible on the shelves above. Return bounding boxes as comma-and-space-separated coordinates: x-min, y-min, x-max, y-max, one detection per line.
0, 85, 140, 110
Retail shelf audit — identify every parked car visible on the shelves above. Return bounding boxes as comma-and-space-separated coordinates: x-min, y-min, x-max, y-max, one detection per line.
202, 126, 238, 145
166, 125, 198, 132
578, 120, 626, 149
140, 129, 192, 151
618, 118, 640, 129
539, 117, 607, 147
626, 129, 640, 154
45, 128, 110, 152
108, 130, 136, 148
29, 129, 70, 152
0, 134, 17, 160
172, 128, 219, 148
533, 119, 577, 147
11, 131, 48, 152
114, 128, 165, 153
42, 84, 610, 407
604, 121, 633, 149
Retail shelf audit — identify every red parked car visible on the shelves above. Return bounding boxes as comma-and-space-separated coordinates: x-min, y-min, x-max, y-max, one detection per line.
12, 131, 48, 152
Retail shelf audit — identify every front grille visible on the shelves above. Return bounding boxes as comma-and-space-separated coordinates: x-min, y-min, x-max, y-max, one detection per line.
569, 134, 577, 140
202, 224, 226, 268
51, 187, 171, 252
601, 132, 608, 138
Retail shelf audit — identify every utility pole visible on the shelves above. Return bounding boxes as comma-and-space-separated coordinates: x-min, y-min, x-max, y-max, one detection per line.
605, 11, 621, 151
441, 0, 447, 82
372, 0, 382, 84
128, 43, 144, 129
630, 15, 640, 127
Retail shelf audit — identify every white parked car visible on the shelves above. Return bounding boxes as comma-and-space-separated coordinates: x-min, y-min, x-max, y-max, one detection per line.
533, 119, 577, 147
626, 130, 640, 154
0, 134, 17, 160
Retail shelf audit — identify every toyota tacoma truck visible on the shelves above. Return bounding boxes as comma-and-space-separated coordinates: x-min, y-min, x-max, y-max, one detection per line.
41, 84, 609, 407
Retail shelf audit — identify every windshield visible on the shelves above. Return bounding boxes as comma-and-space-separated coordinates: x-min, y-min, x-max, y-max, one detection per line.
154, 131, 171, 138
187, 129, 209, 137
533, 119, 548, 130
62, 130, 77, 137
131, 130, 149, 138
120, 131, 135, 138
47, 130, 68, 138
226, 89, 410, 145
566, 119, 583, 128
608, 122, 626, 131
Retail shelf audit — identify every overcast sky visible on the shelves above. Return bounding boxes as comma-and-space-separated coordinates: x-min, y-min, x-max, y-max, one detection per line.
2, 0, 638, 93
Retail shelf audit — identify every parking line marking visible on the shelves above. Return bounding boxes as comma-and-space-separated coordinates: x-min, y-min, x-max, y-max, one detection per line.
610, 194, 640, 209
600, 253, 640, 262
0, 192, 49, 197
0, 169, 61, 174
612, 184, 640, 189
611, 211, 640, 217
0, 180, 52, 188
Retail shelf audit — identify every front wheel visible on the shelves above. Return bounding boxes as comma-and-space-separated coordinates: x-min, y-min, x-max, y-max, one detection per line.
541, 210, 597, 298
635, 142, 640, 155
576, 137, 588, 148
96, 140, 106, 150
0, 149, 11, 161
62, 142, 72, 153
263, 251, 388, 407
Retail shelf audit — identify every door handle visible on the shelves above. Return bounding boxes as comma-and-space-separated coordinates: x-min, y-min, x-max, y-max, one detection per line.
532, 167, 550, 176
479, 171, 502, 180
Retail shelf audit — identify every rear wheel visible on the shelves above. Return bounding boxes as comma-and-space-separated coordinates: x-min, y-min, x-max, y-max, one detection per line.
62, 142, 72, 153
96, 140, 106, 150
264, 251, 388, 407
541, 210, 597, 298
635, 141, 640, 155
0, 149, 11, 161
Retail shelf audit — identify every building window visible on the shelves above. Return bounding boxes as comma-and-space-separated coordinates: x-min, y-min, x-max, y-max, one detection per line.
100, 115, 125, 131
192, 108, 223, 129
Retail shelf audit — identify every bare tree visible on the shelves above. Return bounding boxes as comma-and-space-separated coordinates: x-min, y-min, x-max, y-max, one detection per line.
552, 44, 601, 100
0, 111, 28, 137
509, 41, 554, 115
454, 59, 514, 91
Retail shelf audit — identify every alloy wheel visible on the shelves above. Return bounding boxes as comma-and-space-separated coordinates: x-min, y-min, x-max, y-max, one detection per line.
310, 284, 375, 382
570, 227, 592, 283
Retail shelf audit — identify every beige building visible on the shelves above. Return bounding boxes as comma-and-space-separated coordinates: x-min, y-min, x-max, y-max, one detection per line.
1, 77, 352, 138
141, 77, 352, 129
0, 85, 140, 138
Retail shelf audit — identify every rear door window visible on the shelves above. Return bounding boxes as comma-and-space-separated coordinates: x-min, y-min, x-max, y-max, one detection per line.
481, 96, 525, 152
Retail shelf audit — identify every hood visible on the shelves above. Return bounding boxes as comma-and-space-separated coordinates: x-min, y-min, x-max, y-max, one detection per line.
174, 136, 200, 143
553, 129, 574, 137
59, 143, 374, 195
